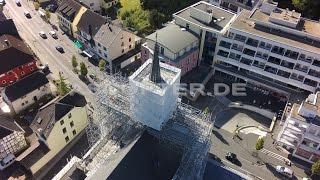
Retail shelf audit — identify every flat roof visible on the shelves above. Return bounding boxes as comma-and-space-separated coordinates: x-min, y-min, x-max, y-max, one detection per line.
146, 23, 198, 53
232, 9, 320, 54
130, 59, 180, 93
173, 1, 236, 32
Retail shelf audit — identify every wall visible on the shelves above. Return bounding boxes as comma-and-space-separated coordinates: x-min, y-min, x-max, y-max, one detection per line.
0, 61, 37, 87
30, 107, 88, 174
6, 83, 51, 114
0, 131, 27, 159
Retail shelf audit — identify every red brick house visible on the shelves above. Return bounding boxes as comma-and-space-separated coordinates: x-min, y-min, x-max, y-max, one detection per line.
0, 34, 37, 87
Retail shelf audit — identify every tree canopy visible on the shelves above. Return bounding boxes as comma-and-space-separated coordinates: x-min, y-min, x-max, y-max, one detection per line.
311, 160, 320, 176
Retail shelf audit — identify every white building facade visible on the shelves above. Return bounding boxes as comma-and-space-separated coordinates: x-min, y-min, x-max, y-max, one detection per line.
214, 1, 320, 94
277, 92, 320, 163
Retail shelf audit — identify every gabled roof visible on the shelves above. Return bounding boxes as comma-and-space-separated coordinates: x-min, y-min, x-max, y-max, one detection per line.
30, 92, 87, 138
57, 0, 82, 22
0, 19, 19, 37
94, 23, 122, 47
0, 115, 24, 139
77, 9, 106, 37
4, 71, 49, 101
0, 34, 34, 75
146, 24, 199, 53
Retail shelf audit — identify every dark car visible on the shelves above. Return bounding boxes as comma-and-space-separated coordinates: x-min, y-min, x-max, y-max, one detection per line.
226, 152, 237, 163
55, 46, 64, 53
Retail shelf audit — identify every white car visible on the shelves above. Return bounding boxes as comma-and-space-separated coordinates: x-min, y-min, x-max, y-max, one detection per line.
49, 31, 58, 39
276, 165, 294, 178
39, 31, 47, 39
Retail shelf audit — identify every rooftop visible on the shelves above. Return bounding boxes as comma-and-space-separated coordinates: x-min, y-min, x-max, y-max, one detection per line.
221, 0, 258, 10
0, 115, 24, 139
0, 34, 34, 75
77, 9, 106, 37
30, 91, 87, 138
231, 6, 320, 54
4, 71, 49, 101
173, 1, 236, 32
57, 0, 82, 22
130, 59, 181, 94
146, 23, 199, 53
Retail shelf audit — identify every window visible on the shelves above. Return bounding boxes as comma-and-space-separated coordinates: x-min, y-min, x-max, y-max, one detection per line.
72, 130, 76, 135
186, 23, 190, 29
68, 113, 72, 119
129, 38, 131, 42
122, 49, 124, 53
70, 121, 74, 128
62, 127, 67, 134
103, 47, 107, 51
30, 67, 34, 71
160, 47, 164, 55
121, 42, 124, 46
60, 120, 64, 125
65, 136, 69, 142
2, 80, 6, 84
98, 43, 101, 47
21, 71, 25, 75
129, 45, 132, 49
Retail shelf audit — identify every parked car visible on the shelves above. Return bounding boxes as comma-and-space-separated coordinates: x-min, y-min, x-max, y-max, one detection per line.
225, 152, 237, 163
39, 64, 50, 75
24, 11, 31, 18
49, 31, 58, 39
15, 0, 21, 6
55, 46, 64, 53
39, 31, 47, 39
88, 83, 97, 93
0, 154, 15, 170
276, 165, 294, 178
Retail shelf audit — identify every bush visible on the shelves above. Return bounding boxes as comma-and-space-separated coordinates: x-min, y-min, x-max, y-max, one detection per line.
34, 2, 40, 10
255, 138, 265, 150
99, 60, 106, 71
311, 160, 320, 176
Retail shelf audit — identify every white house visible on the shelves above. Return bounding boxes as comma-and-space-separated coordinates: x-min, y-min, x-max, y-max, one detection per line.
1, 71, 51, 114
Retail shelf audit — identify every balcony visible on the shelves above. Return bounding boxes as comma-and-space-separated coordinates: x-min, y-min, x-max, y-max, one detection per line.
219, 40, 232, 49
217, 50, 229, 58
240, 57, 252, 66
308, 69, 320, 78
243, 48, 256, 57
290, 73, 304, 82
299, 54, 312, 63
252, 61, 265, 69
231, 44, 243, 52
312, 59, 320, 68
268, 56, 281, 65
271, 46, 285, 56
294, 64, 308, 73
234, 34, 246, 42
284, 50, 299, 60
280, 61, 294, 69
303, 78, 318, 87
229, 53, 241, 61
277, 70, 291, 78
264, 65, 277, 74
246, 38, 259, 47
258, 42, 272, 51
255, 52, 268, 60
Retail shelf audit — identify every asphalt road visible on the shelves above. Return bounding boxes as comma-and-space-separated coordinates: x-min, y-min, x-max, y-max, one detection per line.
3, 0, 99, 103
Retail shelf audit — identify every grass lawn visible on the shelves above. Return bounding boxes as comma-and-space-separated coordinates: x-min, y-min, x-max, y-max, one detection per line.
120, 0, 141, 12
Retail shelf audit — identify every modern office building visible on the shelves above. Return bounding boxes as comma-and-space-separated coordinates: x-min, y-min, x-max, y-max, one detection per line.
207, 0, 259, 14
173, 1, 237, 65
277, 92, 320, 163
214, 0, 320, 94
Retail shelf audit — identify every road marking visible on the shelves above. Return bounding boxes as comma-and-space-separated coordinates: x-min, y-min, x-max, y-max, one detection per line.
261, 148, 290, 163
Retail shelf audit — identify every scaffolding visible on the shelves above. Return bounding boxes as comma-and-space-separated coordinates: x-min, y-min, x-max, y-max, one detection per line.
84, 72, 213, 180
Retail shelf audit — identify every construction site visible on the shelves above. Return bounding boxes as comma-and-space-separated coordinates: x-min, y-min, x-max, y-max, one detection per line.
53, 42, 213, 180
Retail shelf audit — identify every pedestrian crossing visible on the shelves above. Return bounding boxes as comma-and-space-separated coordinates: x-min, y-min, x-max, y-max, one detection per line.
261, 148, 290, 164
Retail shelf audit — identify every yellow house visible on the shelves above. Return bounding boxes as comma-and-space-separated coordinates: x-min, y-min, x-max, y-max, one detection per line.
57, 0, 87, 37
22, 92, 89, 178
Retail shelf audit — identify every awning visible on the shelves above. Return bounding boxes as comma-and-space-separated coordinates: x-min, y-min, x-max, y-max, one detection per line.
74, 40, 83, 49
82, 50, 93, 58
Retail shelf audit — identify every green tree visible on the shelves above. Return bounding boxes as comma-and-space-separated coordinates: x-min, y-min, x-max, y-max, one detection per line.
292, 0, 311, 11
203, 107, 211, 115
99, 59, 106, 71
80, 62, 88, 77
33, 1, 40, 10
56, 73, 71, 96
45, 8, 51, 22
71, 55, 78, 70
311, 160, 320, 176
255, 138, 265, 150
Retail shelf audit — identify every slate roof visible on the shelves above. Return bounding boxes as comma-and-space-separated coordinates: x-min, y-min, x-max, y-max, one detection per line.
94, 23, 122, 47
4, 71, 49, 101
30, 92, 87, 138
0, 115, 24, 139
146, 24, 199, 53
0, 34, 34, 75
77, 9, 106, 37
57, 0, 82, 22
0, 19, 19, 37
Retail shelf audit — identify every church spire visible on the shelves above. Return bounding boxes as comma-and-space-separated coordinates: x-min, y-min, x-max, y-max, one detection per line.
150, 33, 162, 84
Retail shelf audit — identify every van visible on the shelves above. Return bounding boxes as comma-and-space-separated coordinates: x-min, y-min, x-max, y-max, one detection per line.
0, 154, 15, 170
